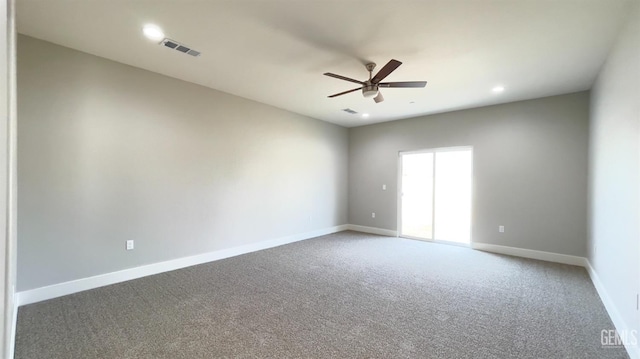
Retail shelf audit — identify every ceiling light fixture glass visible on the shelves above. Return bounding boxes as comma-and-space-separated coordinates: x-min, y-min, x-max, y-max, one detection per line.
362, 83, 379, 98
143, 24, 165, 41
492, 86, 505, 93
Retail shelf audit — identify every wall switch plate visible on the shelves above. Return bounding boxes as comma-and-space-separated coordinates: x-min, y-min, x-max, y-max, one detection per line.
372, 212, 376, 218
126, 240, 134, 250
499, 225, 505, 233
382, 184, 387, 190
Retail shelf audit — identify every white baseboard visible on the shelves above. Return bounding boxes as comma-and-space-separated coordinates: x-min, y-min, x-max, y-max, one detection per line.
16, 225, 349, 306
585, 260, 639, 359
471, 242, 587, 267
9, 295, 17, 359
346, 224, 398, 237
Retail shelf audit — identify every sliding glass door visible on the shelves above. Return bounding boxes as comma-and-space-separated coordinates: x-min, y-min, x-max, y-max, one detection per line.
400, 152, 434, 239
399, 147, 472, 244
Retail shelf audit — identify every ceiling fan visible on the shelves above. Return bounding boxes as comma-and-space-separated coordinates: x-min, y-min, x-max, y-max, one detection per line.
324, 59, 427, 103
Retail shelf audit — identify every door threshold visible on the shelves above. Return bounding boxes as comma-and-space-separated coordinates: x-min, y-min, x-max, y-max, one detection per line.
400, 236, 470, 248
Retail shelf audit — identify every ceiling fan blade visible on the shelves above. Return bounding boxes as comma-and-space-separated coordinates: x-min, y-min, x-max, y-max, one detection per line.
379, 81, 427, 88
324, 73, 365, 85
373, 91, 384, 103
371, 59, 402, 84
328, 87, 363, 98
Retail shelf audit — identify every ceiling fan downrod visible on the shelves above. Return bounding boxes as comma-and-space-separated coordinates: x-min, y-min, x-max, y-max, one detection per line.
363, 63, 379, 98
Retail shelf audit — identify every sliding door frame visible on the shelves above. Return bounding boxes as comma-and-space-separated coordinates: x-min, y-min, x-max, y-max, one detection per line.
397, 146, 473, 246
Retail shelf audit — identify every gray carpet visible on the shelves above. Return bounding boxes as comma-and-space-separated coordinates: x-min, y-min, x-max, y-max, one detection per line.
15, 231, 628, 358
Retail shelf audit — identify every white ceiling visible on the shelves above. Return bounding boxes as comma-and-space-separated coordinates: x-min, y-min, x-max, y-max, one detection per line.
17, 0, 631, 127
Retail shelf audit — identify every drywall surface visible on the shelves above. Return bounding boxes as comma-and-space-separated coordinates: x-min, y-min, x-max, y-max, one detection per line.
1, 0, 18, 356
0, 1, 7, 352
349, 92, 589, 257
589, 0, 640, 347
17, 35, 348, 291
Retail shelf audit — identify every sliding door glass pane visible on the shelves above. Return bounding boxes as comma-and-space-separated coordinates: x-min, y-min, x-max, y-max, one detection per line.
401, 153, 434, 239
434, 149, 472, 243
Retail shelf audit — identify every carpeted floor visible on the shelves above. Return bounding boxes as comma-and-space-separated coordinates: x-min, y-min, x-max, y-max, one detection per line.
15, 231, 628, 358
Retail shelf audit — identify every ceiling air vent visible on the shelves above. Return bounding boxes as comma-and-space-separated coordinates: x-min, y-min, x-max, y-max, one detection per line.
160, 38, 201, 57
342, 108, 357, 114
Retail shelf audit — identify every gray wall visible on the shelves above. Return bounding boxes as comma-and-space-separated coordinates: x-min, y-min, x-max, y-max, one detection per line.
349, 92, 589, 257
588, 1, 639, 338
17, 35, 349, 291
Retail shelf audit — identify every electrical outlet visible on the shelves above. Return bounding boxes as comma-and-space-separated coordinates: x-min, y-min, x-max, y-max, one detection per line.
126, 240, 134, 250
372, 212, 376, 218
499, 225, 505, 233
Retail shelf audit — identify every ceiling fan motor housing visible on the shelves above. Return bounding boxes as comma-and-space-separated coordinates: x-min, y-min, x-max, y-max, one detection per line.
362, 82, 379, 98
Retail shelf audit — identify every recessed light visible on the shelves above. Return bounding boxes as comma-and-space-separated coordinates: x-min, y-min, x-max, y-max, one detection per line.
362, 113, 370, 118
143, 24, 165, 41
492, 86, 505, 93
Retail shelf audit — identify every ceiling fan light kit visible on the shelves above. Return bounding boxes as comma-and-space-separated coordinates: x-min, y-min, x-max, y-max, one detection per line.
324, 59, 427, 104
362, 84, 379, 98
